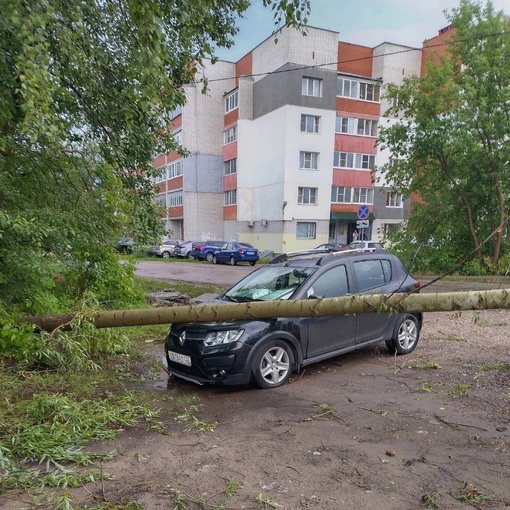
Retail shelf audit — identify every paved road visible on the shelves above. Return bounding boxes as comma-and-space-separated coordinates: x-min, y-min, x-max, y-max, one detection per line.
135, 260, 508, 292
135, 260, 255, 287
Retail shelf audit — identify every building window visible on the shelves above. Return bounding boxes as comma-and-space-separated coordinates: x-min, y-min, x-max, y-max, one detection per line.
382, 223, 400, 237
299, 151, 319, 170
333, 151, 375, 170
337, 77, 380, 102
386, 191, 403, 208
331, 186, 352, 203
224, 158, 237, 175
300, 114, 320, 133
168, 160, 183, 178
155, 193, 166, 208
359, 82, 380, 101
224, 189, 237, 205
154, 166, 167, 183
174, 130, 182, 146
223, 125, 237, 144
337, 78, 359, 99
331, 186, 374, 204
389, 157, 404, 167
335, 116, 378, 136
169, 106, 182, 119
353, 187, 374, 203
298, 187, 317, 205
225, 90, 239, 113
168, 190, 183, 207
302, 77, 322, 97
297, 221, 316, 239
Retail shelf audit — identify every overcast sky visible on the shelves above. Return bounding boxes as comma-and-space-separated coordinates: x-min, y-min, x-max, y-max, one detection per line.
215, 0, 508, 61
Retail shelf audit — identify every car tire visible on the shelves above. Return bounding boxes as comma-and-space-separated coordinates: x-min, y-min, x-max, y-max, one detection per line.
187, 253, 195, 260
206, 253, 214, 262
386, 314, 420, 355
251, 340, 294, 389
229, 256, 236, 266
162, 251, 170, 258
213, 255, 218, 264
250, 261, 256, 266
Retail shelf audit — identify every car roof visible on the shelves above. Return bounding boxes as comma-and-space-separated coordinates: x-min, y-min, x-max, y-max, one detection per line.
269, 248, 394, 268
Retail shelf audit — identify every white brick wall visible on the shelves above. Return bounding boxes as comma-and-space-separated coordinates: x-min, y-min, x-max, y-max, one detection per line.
183, 191, 224, 241
184, 60, 236, 155
252, 26, 339, 83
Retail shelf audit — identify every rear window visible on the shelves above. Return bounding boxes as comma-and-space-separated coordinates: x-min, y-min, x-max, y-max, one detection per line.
354, 259, 392, 292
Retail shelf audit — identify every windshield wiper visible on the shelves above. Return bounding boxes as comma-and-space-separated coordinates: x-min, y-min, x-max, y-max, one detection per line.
223, 295, 238, 303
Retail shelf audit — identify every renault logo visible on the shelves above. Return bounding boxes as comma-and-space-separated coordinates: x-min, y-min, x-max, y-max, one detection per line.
179, 332, 186, 346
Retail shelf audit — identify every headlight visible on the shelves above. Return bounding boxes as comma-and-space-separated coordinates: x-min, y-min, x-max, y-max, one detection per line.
204, 329, 244, 347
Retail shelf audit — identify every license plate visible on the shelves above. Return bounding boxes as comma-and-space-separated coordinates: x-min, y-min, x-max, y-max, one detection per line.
168, 351, 191, 367
246, 251, 255, 255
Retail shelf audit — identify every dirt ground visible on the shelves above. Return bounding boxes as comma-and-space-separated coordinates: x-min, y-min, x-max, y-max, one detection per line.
30, 309, 510, 509
2, 265, 509, 509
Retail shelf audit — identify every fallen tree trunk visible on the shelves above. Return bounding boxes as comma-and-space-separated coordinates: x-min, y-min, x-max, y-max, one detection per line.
18, 288, 510, 332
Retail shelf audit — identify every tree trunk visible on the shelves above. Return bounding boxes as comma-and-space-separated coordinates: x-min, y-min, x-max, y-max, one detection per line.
18, 289, 510, 333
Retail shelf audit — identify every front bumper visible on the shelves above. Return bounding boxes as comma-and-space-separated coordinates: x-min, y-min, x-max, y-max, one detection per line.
165, 348, 248, 385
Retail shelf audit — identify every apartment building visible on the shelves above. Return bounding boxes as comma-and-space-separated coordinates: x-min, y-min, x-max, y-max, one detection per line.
153, 25, 423, 253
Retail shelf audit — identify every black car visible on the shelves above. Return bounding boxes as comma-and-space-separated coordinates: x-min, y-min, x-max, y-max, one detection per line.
165, 250, 422, 389
114, 237, 134, 254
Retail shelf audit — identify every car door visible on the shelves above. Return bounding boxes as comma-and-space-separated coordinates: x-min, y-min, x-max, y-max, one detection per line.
353, 258, 395, 344
216, 243, 233, 263
300, 264, 357, 359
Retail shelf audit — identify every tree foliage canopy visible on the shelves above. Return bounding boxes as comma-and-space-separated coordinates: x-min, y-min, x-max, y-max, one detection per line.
0, 0, 309, 315
378, 0, 510, 275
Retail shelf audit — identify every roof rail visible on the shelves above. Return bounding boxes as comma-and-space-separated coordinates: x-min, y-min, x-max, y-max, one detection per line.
269, 248, 365, 265
269, 248, 330, 264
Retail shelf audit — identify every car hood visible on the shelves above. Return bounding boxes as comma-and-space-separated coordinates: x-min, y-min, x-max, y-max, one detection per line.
173, 296, 268, 330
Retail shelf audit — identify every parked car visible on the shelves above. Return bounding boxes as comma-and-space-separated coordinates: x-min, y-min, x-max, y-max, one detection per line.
193, 240, 226, 262
212, 242, 259, 266
165, 249, 422, 388
148, 239, 183, 258
114, 237, 134, 254
174, 241, 202, 259
315, 242, 348, 252
348, 240, 385, 252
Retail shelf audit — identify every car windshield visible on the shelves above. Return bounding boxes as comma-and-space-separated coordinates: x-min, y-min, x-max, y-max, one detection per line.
223, 265, 316, 302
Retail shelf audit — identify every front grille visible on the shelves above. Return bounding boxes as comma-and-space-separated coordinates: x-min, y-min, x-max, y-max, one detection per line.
169, 329, 207, 350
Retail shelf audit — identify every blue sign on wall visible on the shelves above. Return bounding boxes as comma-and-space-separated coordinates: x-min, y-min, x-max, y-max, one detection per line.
357, 204, 369, 220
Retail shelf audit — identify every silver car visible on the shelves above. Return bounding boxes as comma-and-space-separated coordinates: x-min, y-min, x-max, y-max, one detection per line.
148, 239, 183, 258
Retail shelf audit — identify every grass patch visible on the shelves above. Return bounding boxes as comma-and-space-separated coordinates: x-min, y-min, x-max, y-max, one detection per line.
417, 379, 442, 393
474, 361, 510, 373
310, 401, 336, 419
448, 382, 471, 397
136, 276, 226, 298
0, 322, 164, 506
162, 392, 218, 433
446, 336, 466, 342
421, 491, 440, 509
417, 379, 471, 397
456, 484, 491, 504
410, 355, 441, 370
168, 479, 244, 509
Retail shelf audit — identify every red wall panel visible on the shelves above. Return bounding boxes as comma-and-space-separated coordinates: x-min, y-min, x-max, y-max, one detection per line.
223, 205, 237, 220
332, 169, 373, 187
